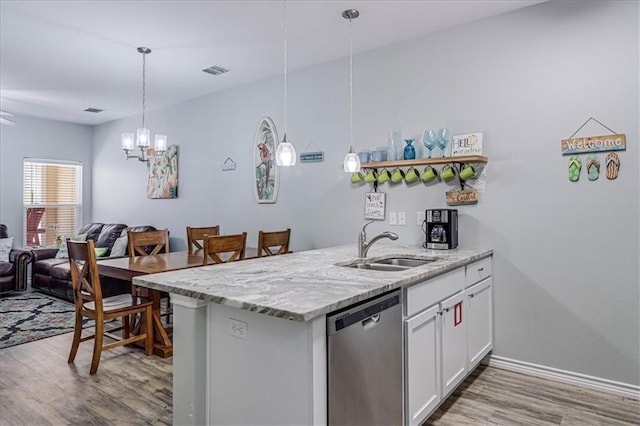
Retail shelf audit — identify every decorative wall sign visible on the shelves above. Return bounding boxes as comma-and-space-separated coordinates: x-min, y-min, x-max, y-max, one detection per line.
561, 133, 626, 155
300, 152, 324, 163
222, 157, 236, 171
446, 188, 478, 206
451, 132, 483, 156
562, 117, 626, 155
253, 117, 279, 204
364, 192, 386, 220
147, 145, 178, 199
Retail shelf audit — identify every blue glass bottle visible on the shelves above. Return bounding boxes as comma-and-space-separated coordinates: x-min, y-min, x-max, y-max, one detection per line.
403, 139, 416, 160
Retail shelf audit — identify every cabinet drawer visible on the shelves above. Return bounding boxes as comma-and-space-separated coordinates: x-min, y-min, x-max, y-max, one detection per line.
405, 267, 465, 318
465, 256, 492, 288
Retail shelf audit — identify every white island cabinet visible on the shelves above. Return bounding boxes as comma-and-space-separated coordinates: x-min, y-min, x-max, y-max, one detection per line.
132, 244, 493, 426
403, 256, 493, 425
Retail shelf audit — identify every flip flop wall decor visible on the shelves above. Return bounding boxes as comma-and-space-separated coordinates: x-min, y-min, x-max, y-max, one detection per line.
587, 155, 600, 181
605, 152, 620, 180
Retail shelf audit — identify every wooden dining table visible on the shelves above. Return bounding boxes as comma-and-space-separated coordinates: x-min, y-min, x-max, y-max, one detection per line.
97, 248, 258, 357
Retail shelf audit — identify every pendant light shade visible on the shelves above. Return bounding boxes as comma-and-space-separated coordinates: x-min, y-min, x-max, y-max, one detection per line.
276, 133, 296, 166
276, 0, 296, 167
342, 9, 360, 173
343, 147, 361, 172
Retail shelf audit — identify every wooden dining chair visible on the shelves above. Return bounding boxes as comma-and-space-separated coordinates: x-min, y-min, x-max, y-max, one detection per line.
186, 225, 220, 251
257, 228, 291, 257
203, 232, 247, 265
127, 229, 170, 258
127, 229, 171, 324
67, 239, 153, 375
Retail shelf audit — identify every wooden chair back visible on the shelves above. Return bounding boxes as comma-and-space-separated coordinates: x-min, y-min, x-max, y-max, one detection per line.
68, 238, 103, 306
203, 232, 247, 265
67, 239, 154, 375
257, 228, 291, 257
128, 229, 170, 258
26, 207, 46, 246
186, 225, 220, 251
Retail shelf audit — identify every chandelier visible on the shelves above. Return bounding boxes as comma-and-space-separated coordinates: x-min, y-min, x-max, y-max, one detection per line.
122, 47, 167, 162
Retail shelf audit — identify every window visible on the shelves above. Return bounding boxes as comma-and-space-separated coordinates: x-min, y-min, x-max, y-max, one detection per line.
23, 159, 82, 248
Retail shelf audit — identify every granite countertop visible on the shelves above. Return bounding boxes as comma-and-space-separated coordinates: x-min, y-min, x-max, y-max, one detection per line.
132, 243, 492, 322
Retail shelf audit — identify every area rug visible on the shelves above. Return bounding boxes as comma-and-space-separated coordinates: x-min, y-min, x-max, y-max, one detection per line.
0, 292, 97, 349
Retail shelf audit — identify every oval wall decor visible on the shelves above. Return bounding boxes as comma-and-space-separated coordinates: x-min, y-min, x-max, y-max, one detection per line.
253, 117, 279, 204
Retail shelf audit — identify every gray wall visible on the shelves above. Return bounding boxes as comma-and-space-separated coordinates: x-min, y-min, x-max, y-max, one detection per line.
0, 115, 93, 236
93, 0, 639, 386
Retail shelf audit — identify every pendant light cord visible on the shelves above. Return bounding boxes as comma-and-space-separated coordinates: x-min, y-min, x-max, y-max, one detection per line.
141, 51, 146, 129
283, 0, 288, 136
349, 15, 353, 150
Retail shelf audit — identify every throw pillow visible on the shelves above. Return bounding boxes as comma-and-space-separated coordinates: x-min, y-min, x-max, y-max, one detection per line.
110, 235, 128, 257
0, 237, 14, 262
94, 247, 108, 258
55, 234, 87, 259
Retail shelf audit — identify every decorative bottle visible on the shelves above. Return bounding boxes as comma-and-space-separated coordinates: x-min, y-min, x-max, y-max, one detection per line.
403, 139, 416, 160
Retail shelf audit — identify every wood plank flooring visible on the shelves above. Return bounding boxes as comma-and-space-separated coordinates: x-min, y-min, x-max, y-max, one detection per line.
1, 332, 638, 425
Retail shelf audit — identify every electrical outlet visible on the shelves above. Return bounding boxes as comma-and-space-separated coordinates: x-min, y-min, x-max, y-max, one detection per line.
389, 212, 397, 226
417, 211, 426, 226
228, 318, 248, 340
398, 212, 406, 226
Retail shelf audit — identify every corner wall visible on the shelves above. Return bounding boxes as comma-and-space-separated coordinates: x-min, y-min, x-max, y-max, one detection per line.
92, 1, 638, 386
0, 115, 93, 237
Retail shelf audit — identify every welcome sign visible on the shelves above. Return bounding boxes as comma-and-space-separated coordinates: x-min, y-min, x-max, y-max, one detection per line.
561, 133, 626, 155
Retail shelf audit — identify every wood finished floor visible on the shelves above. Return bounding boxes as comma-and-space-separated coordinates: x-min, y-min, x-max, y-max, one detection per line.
0, 332, 638, 425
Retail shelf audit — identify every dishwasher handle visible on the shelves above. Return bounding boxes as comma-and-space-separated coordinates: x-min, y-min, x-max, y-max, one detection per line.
362, 313, 380, 328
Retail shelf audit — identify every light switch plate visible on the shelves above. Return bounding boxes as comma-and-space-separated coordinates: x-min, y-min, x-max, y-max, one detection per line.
398, 212, 406, 226
389, 212, 397, 226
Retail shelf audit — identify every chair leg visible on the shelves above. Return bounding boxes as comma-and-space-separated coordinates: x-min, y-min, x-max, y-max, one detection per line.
123, 314, 130, 340
144, 307, 153, 356
68, 310, 83, 364
90, 320, 104, 375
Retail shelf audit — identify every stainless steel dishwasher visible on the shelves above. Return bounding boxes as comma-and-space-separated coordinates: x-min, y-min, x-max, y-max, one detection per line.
327, 289, 403, 425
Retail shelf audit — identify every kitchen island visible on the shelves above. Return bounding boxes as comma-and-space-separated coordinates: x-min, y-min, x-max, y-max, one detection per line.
133, 243, 492, 425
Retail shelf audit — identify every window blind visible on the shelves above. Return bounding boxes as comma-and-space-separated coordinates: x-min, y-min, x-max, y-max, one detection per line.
23, 160, 82, 248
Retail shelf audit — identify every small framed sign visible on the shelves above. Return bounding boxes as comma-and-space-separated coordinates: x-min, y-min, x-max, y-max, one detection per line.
365, 192, 386, 220
300, 151, 324, 163
452, 132, 483, 156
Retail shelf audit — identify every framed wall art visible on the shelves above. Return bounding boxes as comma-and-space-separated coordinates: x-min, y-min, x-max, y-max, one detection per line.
147, 144, 178, 199
253, 117, 279, 204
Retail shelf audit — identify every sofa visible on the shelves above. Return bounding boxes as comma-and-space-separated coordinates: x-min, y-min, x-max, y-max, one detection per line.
31, 223, 157, 302
0, 224, 33, 295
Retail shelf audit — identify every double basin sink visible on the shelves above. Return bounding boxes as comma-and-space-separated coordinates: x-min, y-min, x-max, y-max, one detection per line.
338, 255, 438, 272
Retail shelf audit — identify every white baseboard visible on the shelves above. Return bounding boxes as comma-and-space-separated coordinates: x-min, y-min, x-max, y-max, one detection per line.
485, 355, 640, 399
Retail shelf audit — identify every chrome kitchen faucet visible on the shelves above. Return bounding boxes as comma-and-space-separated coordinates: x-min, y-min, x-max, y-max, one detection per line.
358, 220, 399, 258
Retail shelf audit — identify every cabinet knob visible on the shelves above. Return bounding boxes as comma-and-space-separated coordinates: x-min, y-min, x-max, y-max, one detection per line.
477, 267, 484, 272
442, 307, 450, 312
469, 293, 475, 298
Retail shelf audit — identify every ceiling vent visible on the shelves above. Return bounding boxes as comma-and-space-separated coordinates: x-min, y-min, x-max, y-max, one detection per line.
202, 66, 229, 76
84, 108, 103, 113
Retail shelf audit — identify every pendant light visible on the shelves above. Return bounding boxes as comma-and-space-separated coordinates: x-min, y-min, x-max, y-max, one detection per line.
342, 9, 360, 173
122, 47, 167, 162
275, 0, 296, 166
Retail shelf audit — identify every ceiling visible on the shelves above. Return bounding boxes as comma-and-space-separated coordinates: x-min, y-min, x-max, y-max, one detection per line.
0, 0, 546, 126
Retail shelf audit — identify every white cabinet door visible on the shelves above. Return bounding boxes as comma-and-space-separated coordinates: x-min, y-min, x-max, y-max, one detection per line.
440, 291, 467, 398
404, 304, 441, 426
467, 277, 493, 368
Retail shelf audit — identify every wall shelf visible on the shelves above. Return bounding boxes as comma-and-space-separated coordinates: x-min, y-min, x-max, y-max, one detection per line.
360, 155, 488, 169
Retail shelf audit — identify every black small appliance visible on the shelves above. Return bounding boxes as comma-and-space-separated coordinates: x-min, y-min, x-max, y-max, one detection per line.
426, 209, 458, 250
